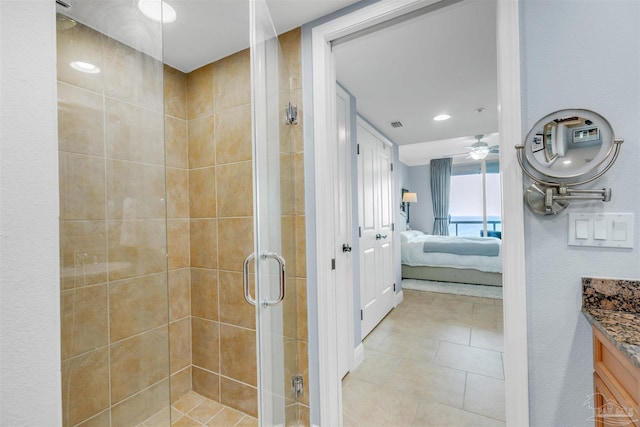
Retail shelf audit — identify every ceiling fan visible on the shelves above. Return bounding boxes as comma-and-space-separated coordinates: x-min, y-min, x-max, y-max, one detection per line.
462, 134, 499, 160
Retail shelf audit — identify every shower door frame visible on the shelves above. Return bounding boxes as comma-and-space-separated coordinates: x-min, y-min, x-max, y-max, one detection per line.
249, 0, 300, 425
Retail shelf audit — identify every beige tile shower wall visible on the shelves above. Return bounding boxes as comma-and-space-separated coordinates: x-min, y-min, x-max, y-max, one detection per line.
186, 28, 307, 424
58, 22, 173, 426
59, 21, 305, 426
164, 64, 193, 403
186, 47, 259, 418
280, 28, 309, 426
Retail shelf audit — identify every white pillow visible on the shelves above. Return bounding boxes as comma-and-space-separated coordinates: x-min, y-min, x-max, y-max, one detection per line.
400, 230, 424, 243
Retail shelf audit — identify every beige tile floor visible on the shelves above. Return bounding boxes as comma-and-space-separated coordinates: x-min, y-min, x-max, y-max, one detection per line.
342, 288, 505, 427
140, 391, 258, 427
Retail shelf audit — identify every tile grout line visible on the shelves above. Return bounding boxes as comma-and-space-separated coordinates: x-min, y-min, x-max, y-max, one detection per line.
342, 290, 505, 426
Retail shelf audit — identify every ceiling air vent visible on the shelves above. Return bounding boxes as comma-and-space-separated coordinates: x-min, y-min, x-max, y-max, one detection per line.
390, 121, 404, 128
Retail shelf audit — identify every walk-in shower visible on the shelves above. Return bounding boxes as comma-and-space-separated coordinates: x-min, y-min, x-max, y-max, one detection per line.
57, 1, 306, 425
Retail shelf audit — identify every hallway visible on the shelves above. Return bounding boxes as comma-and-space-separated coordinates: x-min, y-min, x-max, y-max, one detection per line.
342, 289, 505, 426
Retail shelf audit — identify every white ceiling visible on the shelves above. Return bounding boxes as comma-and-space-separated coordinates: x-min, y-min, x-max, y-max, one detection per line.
165, 0, 363, 72
59, 0, 361, 73
333, 0, 498, 166
61, 0, 498, 167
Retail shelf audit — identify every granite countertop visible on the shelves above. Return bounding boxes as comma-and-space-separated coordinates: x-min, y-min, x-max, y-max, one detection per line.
582, 277, 640, 369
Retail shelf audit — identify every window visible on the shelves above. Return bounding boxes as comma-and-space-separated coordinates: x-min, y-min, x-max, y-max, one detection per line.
448, 163, 502, 237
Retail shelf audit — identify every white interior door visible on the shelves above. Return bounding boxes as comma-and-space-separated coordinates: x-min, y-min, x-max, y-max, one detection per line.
358, 119, 395, 338
335, 85, 353, 379
376, 141, 395, 317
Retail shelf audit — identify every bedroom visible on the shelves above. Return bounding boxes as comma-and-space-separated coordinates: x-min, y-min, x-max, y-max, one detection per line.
332, 0, 506, 424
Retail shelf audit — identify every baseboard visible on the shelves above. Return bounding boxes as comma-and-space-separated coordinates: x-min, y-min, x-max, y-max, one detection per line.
395, 289, 404, 307
352, 343, 364, 370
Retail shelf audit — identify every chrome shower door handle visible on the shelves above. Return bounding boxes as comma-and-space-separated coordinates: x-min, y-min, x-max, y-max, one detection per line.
243, 252, 286, 307
261, 252, 286, 307
243, 253, 256, 306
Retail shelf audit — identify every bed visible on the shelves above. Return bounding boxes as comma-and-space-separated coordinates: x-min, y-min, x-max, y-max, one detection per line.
400, 230, 502, 286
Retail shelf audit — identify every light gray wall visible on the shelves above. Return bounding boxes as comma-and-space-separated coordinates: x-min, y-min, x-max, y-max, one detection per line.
396, 159, 410, 288
407, 164, 434, 233
397, 161, 410, 229
521, 1, 640, 425
397, 160, 410, 235
0, 1, 62, 425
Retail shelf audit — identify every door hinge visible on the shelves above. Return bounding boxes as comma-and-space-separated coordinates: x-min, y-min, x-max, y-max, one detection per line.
392, 222, 395, 231
390, 163, 394, 171
331, 258, 336, 270
393, 283, 396, 292
291, 375, 304, 400
357, 144, 360, 155
360, 309, 363, 320
285, 102, 298, 125
359, 226, 362, 237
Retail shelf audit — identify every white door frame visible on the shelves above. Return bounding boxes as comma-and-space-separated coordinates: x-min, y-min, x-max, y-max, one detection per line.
311, 0, 529, 426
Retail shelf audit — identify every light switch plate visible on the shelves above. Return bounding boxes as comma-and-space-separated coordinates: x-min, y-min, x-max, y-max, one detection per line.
568, 213, 634, 248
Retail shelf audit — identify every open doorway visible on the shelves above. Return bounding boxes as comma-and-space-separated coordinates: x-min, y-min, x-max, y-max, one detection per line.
308, 0, 528, 425
334, 1, 505, 424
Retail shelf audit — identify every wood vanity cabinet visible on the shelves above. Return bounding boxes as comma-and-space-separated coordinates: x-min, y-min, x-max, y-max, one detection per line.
592, 327, 640, 427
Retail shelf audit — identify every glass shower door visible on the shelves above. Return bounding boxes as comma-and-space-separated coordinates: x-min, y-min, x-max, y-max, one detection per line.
57, 2, 171, 425
249, 0, 300, 425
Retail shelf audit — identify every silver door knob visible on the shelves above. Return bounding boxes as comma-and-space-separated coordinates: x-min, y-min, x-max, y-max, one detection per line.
375, 234, 388, 240
342, 243, 352, 252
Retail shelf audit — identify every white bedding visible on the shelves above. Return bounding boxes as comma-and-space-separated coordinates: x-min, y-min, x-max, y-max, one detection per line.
401, 231, 502, 273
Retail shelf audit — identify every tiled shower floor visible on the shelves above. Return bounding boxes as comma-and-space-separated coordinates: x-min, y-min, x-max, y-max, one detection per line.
140, 391, 257, 427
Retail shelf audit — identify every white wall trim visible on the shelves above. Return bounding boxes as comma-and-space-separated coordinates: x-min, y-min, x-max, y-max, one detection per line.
352, 343, 365, 371
497, 1, 530, 425
311, 18, 342, 425
312, 0, 529, 425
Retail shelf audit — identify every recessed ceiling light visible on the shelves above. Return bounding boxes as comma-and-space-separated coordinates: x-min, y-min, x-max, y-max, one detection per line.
433, 114, 451, 121
138, 0, 177, 23
70, 61, 100, 74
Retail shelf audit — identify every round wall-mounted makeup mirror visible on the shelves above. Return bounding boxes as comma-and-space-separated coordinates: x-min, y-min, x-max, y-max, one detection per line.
516, 108, 623, 215
523, 109, 617, 182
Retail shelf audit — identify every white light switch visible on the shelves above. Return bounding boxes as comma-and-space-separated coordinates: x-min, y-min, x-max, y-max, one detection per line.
575, 219, 589, 239
594, 220, 607, 240
568, 213, 634, 248
613, 221, 627, 241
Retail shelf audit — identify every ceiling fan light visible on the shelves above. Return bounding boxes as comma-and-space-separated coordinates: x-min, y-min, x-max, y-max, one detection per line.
469, 148, 490, 160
